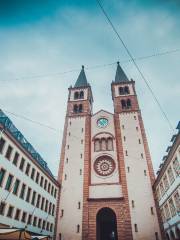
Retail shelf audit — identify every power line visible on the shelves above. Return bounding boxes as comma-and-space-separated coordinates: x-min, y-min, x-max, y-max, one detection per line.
96, 0, 174, 132
0, 48, 179, 82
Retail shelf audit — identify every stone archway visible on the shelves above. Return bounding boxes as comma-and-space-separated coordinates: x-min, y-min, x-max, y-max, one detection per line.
96, 207, 118, 240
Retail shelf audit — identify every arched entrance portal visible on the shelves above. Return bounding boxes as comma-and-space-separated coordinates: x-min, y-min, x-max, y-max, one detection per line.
96, 207, 118, 240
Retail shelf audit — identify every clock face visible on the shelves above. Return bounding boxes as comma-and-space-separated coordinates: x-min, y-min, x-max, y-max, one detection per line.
97, 118, 108, 128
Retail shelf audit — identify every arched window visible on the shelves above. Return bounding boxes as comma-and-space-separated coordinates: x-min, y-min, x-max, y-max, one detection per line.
121, 100, 126, 109
101, 138, 106, 151
79, 104, 83, 113
127, 99, 132, 109
124, 86, 130, 94
107, 138, 113, 151
79, 91, 84, 99
119, 87, 124, 95
73, 104, 78, 113
74, 92, 79, 100
94, 139, 100, 152
77, 224, 80, 233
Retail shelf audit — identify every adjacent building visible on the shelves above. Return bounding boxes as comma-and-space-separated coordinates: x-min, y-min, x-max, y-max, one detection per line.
56, 63, 162, 240
154, 122, 180, 240
0, 109, 59, 238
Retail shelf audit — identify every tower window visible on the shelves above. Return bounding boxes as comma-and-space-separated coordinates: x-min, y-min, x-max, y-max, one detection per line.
119, 87, 124, 95
141, 153, 144, 158
61, 209, 64, 217
81, 139, 83, 144
73, 104, 78, 113
125, 150, 128, 156
74, 92, 79, 100
134, 224, 138, 232
80, 154, 83, 158
79, 91, 84, 99
127, 167, 130, 173
124, 86, 130, 94
79, 104, 83, 113
127, 99, 132, 109
122, 125, 125, 129
138, 139, 141, 144
80, 169, 82, 175
81, 128, 84, 133
132, 200, 135, 208
144, 170, 147, 176
64, 174, 67, 180
123, 136, 126, 141
66, 158, 68, 163
119, 86, 130, 95
77, 224, 80, 233
121, 100, 126, 109
78, 202, 81, 209
151, 207, 154, 215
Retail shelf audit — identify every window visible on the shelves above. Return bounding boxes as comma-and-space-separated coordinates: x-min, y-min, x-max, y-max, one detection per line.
40, 176, 44, 187
138, 139, 141, 144
174, 191, 180, 212
0, 202, 6, 215
141, 153, 144, 158
69, 132, 71, 136
7, 205, 14, 218
48, 182, 51, 193
26, 187, 32, 202
38, 218, 42, 228
121, 100, 126, 109
49, 202, 52, 214
54, 189, 57, 198
169, 198, 176, 217
123, 136, 126, 141
14, 209, 21, 220
164, 203, 171, 220
44, 179, 47, 190
119, 87, 124, 95
0, 137, 5, 153
172, 157, 179, 176
45, 200, 48, 212
167, 166, 175, 184
28, 214, 32, 225
50, 223, 53, 232
5, 145, 13, 160
73, 104, 78, 113
151, 207, 154, 215
77, 224, 80, 233
31, 191, 36, 205
81, 128, 84, 133
107, 138, 113, 150
134, 224, 138, 232
159, 182, 165, 196
5, 174, 13, 191
79, 91, 84, 99
61, 209, 64, 217
20, 184, 26, 199
21, 211, 27, 223
36, 172, 40, 184
79, 104, 83, 113
122, 125, 125, 129
78, 202, 81, 209
0, 168, 6, 186
36, 194, 41, 208
66, 158, 68, 163
74, 92, 79, 100
134, 116, 137, 120
160, 208, 165, 223
136, 127, 138, 131
41, 197, 45, 210
13, 179, 20, 195
163, 174, 169, 191
52, 204, 55, 216
81, 139, 83, 144
101, 138, 106, 151
25, 163, 30, 176
46, 222, 50, 231
64, 174, 67, 180
42, 220, 46, 229
67, 145, 69, 149
51, 186, 54, 196
59, 234, 62, 240
19, 158, 25, 171
144, 170, 147, 176
127, 167, 130, 173
13, 152, 19, 166
125, 150, 128, 156
31, 168, 35, 180
155, 232, 159, 240
127, 99, 131, 109
124, 86, 130, 94
94, 139, 100, 152
80, 169, 82, 175
33, 216, 37, 226
132, 200, 135, 208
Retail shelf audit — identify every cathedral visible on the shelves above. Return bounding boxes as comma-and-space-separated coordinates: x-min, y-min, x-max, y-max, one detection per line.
56, 63, 162, 240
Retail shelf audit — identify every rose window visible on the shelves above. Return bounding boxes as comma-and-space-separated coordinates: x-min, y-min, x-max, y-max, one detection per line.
94, 156, 115, 176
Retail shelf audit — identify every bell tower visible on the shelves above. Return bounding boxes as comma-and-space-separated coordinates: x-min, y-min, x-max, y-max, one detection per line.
56, 66, 92, 240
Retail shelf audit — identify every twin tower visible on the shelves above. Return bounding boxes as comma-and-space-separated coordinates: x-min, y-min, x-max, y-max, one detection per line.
56, 63, 162, 240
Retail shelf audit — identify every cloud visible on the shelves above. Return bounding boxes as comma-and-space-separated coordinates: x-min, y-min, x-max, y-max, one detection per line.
0, 0, 179, 176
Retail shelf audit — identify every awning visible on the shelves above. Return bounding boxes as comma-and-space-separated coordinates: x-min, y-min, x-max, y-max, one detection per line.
0, 228, 31, 240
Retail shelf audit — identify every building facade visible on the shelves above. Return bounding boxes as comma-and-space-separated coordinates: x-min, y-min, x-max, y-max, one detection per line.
154, 122, 180, 240
56, 63, 162, 240
0, 110, 59, 238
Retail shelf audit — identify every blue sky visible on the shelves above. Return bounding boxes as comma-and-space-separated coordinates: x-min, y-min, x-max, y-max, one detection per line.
0, 0, 179, 176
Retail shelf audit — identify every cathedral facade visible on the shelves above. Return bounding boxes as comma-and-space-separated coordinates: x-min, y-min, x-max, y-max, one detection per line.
56, 63, 162, 240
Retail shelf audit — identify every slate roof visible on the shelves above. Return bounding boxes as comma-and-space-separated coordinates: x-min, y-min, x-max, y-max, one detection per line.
74, 65, 89, 88
0, 109, 55, 179
115, 62, 129, 83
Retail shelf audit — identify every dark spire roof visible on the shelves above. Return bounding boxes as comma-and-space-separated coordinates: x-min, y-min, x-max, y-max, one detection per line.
74, 65, 89, 88
115, 62, 129, 83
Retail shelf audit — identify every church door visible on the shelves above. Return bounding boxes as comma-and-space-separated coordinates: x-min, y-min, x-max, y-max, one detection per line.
96, 207, 118, 240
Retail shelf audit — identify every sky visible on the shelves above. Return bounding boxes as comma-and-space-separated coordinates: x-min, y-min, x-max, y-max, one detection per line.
0, 0, 179, 177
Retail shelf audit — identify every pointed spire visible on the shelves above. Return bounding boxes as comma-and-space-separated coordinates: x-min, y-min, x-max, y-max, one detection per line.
74, 65, 89, 88
115, 62, 129, 83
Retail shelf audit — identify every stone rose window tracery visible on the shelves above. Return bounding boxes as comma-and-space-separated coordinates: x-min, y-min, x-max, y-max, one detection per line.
94, 156, 115, 177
